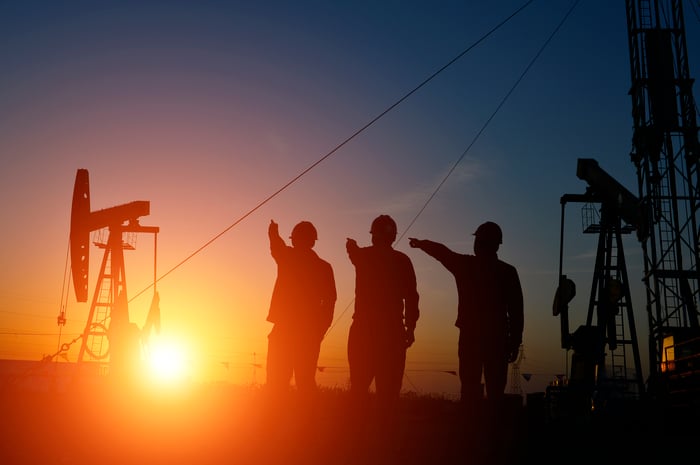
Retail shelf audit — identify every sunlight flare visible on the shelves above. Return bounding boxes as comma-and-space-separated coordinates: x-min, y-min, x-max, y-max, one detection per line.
146, 338, 190, 384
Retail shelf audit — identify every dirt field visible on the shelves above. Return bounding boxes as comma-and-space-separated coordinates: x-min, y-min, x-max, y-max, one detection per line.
0, 383, 696, 465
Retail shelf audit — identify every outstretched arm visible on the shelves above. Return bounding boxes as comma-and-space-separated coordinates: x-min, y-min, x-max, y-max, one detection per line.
409, 238, 452, 259
408, 237, 424, 249
269, 220, 286, 257
409, 237, 462, 276
269, 219, 279, 239
346, 237, 359, 263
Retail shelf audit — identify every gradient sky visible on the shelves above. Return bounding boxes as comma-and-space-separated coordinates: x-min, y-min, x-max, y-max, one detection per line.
1, 0, 699, 398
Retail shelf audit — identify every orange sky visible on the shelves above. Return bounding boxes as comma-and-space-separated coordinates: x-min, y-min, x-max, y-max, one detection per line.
2, 1, 698, 397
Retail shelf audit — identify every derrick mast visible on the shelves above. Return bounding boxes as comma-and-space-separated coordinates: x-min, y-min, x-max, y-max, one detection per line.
626, 0, 700, 390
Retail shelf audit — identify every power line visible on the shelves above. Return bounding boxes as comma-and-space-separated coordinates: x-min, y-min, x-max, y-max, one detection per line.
0, 331, 78, 337
129, 0, 535, 302
325, 0, 581, 338
399, 0, 582, 241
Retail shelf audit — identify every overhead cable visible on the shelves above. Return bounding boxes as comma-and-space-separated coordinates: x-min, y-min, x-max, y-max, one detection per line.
399, 0, 582, 242
129, 0, 536, 302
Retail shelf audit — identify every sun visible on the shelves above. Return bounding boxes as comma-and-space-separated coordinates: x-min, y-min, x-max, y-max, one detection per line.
145, 338, 189, 384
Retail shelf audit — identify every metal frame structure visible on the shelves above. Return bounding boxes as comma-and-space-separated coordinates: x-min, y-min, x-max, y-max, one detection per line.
557, 159, 646, 405
626, 0, 700, 387
69, 169, 159, 377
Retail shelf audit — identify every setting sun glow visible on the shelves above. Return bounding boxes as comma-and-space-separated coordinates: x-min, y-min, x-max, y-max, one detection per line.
146, 339, 189, 384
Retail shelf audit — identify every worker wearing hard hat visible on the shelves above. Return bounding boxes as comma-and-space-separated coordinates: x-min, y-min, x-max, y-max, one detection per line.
266, 219, 337, 403
409, 221, 523, 408
346, 214, 420, 410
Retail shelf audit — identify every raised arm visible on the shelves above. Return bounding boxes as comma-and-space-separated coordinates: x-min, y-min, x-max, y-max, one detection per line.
269, 220, 286, 258
346, 237, 359, 264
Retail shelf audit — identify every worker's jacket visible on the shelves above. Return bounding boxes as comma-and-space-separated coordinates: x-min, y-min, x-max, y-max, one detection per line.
347, 243, 420, 332
415, 240, 523, 352
267, 232, 336, 338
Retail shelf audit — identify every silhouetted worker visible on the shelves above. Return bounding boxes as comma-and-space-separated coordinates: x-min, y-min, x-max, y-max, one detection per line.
409, 221, 523, 408
266, 219, 337, 403
346, 214, 420, 410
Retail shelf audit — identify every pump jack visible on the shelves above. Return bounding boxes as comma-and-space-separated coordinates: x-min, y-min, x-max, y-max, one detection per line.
555, 159, 646, 414
553, 0, 700, 416
69, 169, 159, 378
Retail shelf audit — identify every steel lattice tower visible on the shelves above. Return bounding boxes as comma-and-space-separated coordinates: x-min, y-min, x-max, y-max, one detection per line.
626, 0, 700, 383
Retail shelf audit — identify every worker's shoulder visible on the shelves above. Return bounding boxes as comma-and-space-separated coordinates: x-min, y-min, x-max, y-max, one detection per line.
391, 247, 414, 259
317, 255, 334, 269
496, 258, 519, 274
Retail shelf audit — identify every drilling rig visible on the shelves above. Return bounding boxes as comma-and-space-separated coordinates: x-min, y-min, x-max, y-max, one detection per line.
554, 0, 700, 415
626, 0, 700, 407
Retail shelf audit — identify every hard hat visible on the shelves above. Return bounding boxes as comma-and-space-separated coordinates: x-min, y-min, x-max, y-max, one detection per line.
473, 221, 502, 244
370, 215, 397, 236
290, 221, 318, 242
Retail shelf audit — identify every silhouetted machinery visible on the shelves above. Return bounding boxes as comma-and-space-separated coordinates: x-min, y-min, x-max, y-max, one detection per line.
625, 0, 700, 408
70, 169, 159, 379
555, 158, 646, 414
553, 0, 700, 415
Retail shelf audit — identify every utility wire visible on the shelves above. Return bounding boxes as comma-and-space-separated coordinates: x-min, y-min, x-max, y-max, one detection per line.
0, 331, 75, 337
327, 0, 580, 337
56, 237, 71, 352
129, 0, 535, 303
398, 0, 582, 242
326, 0, 581, 337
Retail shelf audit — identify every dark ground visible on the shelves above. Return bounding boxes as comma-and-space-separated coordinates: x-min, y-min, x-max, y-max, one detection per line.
1, 382, 698, 465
